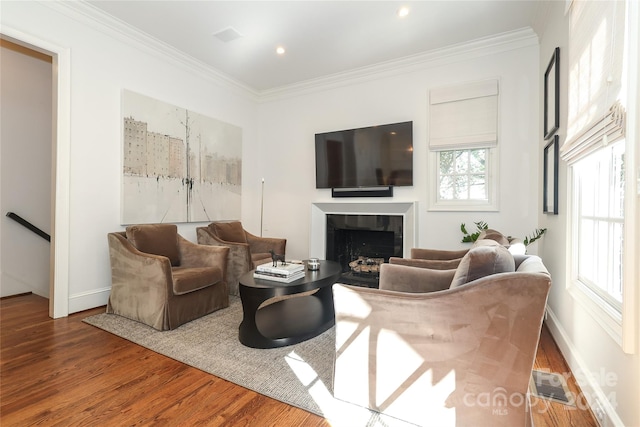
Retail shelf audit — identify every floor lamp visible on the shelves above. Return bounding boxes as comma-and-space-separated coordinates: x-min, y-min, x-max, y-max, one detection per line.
260, 178, 264, 237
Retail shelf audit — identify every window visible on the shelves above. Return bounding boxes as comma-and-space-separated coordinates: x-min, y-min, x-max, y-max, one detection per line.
572, 140, 625, 310
430, 147, 498, 210
561, 0, 636, 352
438, 148, 488, 201
428, 79, 499, 211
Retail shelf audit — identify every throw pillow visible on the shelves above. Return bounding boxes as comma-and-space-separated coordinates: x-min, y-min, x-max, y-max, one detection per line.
449, 245, 515, 289
211, 221, 247, 243
126, 223, 180, 266
471, 238, 501, 248
477, 228, 510, 246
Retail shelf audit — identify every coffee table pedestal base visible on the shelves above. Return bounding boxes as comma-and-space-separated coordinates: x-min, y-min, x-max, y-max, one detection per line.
239, 286, 335, 349
238, 261, 341, 349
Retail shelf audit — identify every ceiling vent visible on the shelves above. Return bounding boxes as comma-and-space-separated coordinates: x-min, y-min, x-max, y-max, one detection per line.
212, 27, 243, 43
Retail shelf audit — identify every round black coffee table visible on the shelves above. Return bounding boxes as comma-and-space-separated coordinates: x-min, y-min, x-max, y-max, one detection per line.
238, 260, 342, 349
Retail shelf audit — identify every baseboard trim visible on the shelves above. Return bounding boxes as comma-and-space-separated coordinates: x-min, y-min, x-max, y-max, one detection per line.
545, 307, 625, 427
69, 287, 110, 314
0, 292, 33, 300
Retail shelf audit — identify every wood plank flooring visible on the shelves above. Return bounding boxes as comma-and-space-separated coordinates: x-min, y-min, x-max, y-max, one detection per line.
530, 326, 599, 427
1, 294, 597, 426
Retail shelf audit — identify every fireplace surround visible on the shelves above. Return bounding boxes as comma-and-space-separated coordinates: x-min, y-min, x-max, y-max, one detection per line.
310, 202, 416, 285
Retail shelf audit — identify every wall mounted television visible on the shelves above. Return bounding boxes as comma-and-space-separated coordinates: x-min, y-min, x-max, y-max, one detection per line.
315, 121, 413, 191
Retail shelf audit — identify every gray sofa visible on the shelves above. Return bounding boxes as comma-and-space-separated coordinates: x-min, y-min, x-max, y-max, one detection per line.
332, 244, 551, 426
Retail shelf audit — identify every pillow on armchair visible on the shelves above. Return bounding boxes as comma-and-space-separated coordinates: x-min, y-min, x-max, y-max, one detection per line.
449, 244, 515, 289
126, 224, 180, 267
476, 228, 510, 246
210, 221, 247, 244
471, 238, 501, 248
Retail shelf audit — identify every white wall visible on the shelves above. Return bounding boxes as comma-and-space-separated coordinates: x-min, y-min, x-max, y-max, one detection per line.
253, 34, 541, 261
537, 2, 640, 426
1, 1, 259, 312
1, 2, 542, 309
0, 40, 52, 298
4, 2, 638, 425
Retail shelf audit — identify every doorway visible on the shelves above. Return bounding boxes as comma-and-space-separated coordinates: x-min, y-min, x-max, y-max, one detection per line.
1, 38, 52, 309
1, 29, 71, 318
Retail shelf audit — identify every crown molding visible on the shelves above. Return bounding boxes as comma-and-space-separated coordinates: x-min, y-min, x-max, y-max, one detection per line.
258, 27, 539, 102
43, 1, 538, 104
43, 1, 260, 102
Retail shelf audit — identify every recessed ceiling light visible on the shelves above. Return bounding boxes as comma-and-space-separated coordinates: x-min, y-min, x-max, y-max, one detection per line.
276, 46, 286, 55
397, 7, 410, 18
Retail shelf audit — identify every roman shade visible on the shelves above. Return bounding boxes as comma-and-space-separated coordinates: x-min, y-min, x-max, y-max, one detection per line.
429, 79, 499, 150
561, 0, 627, 163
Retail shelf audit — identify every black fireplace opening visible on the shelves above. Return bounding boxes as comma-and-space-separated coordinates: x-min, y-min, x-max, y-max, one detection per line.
326, 214, 403, 288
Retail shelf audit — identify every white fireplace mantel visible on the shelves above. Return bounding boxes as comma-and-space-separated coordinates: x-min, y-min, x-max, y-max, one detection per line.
309, 202, 417, 259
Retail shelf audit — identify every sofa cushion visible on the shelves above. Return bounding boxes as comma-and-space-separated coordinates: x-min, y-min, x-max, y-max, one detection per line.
211, 221, 247, 244
450, 245, 515, 289
171, 266, 222, 295
126, 224, 180, 267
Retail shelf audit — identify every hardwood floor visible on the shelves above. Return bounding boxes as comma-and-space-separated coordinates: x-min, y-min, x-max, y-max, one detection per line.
1, 294, 597, 426
530, 326, 599, 427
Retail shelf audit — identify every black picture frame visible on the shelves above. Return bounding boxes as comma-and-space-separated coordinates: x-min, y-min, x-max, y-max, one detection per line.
543, 135, 559, 215
544, 47, 560, 140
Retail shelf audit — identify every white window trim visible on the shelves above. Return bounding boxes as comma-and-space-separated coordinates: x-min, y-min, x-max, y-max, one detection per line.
620, 0, 639, 354
566, 164, 624, 347
427, 147, 499, 212
566, 135, 637, 353
564, 0, 638, 354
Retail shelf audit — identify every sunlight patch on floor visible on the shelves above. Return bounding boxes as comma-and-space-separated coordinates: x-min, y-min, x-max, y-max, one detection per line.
285, 350, 401, 426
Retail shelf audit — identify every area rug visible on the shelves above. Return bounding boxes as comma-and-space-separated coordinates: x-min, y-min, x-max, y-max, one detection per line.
83, 296, 416, 427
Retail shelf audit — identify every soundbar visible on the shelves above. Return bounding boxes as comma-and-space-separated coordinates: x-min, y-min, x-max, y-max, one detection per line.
331, 186, 393, 198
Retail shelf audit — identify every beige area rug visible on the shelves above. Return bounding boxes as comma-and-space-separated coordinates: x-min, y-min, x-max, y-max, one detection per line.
83, 296, 416, 427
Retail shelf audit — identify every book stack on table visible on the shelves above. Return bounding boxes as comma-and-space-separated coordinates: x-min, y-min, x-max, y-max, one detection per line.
253, 262, 305, 283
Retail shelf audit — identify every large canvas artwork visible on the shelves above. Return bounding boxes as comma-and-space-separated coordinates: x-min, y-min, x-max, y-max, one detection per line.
121, 90, 242, 224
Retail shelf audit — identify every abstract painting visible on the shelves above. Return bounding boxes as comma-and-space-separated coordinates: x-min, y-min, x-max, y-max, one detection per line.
121, 90, 242, 224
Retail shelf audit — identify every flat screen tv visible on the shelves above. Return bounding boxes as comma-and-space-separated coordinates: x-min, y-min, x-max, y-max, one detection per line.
315, 121, 413, 189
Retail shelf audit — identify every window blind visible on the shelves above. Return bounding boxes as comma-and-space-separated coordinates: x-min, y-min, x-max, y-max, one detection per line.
561, 100, 626, 163
429, 79, 499, 151
561, 0, 626, 162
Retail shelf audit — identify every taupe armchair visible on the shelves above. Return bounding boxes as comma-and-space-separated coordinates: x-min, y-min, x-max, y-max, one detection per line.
196, 221, 286, 295
390, 229, 525, 270
333, 245, 551, 426
107, 224, 230, 331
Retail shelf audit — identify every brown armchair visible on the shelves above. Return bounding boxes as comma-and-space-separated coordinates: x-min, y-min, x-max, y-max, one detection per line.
196, 221, 286, 295
332, 245, 551, 426
107, 224, 230, 331
390, 229, 526, 270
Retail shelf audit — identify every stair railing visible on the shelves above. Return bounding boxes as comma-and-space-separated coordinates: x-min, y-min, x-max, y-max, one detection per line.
5, 212, 51, 242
